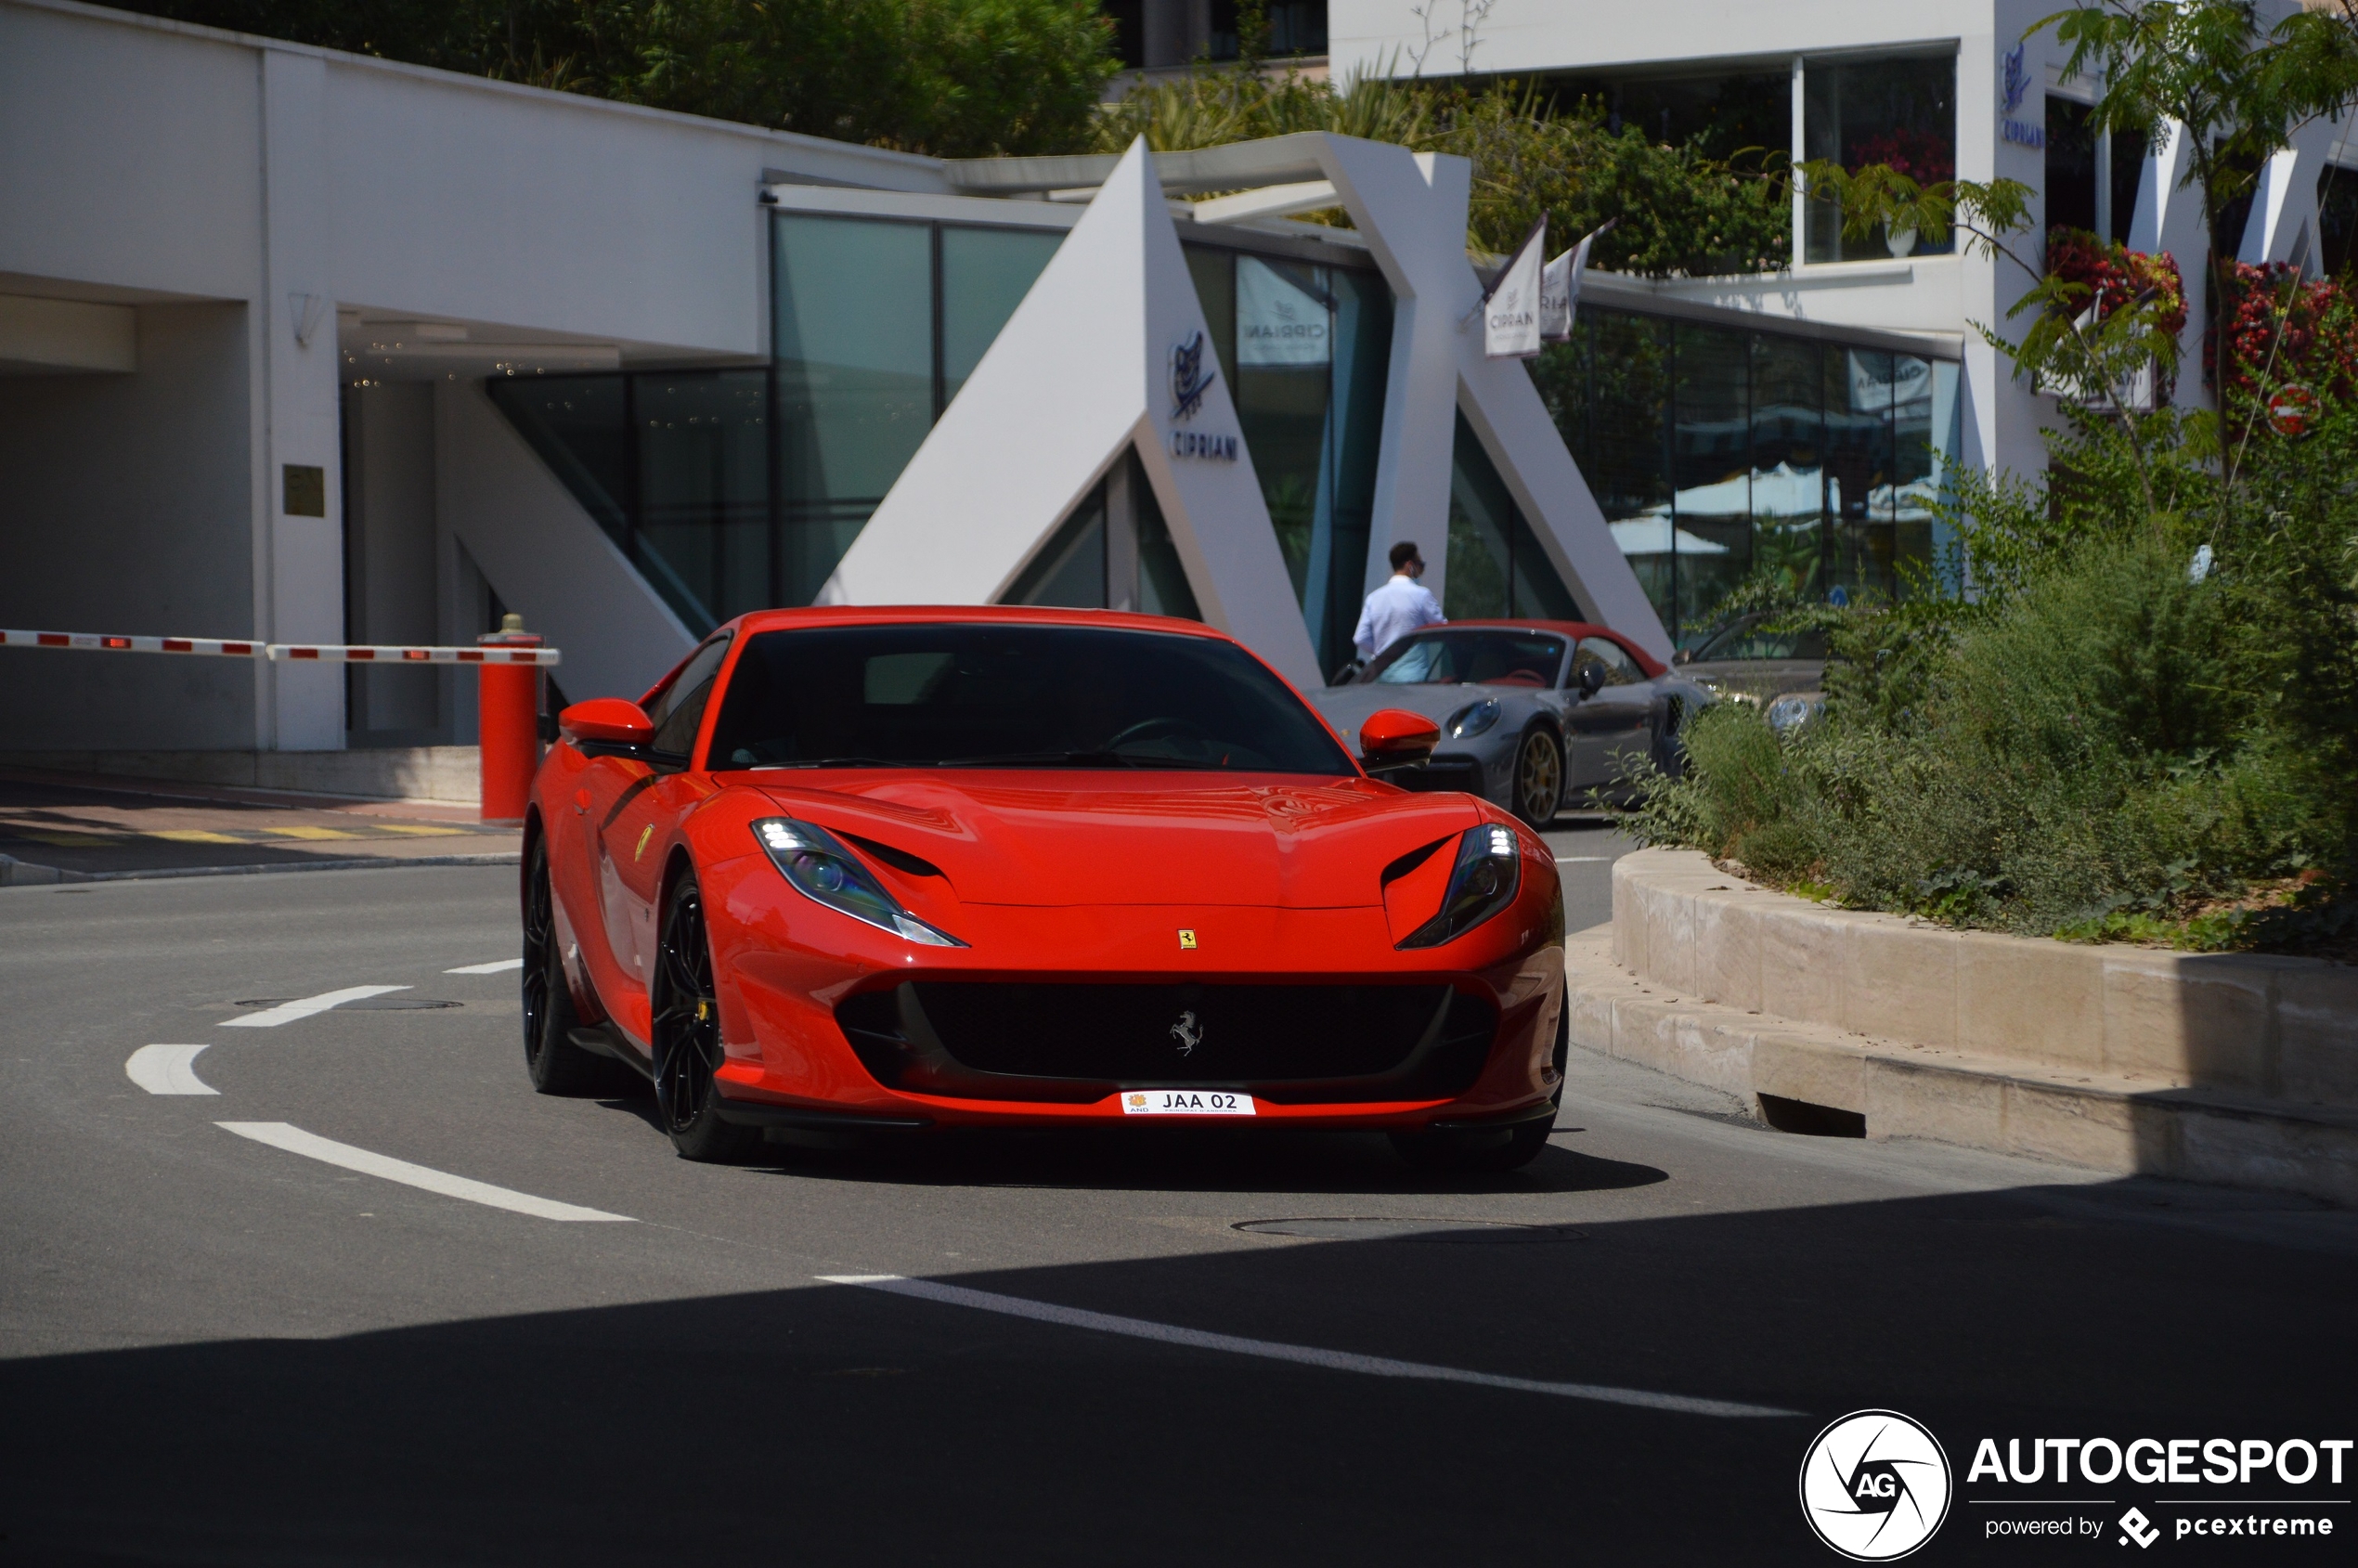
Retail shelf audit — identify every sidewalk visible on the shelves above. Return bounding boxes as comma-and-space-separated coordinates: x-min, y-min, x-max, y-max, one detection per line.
0, 767, 521, 883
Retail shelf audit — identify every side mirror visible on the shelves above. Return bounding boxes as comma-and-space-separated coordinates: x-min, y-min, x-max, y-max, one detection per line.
1358, 708, 1441, 771
560, 698, 654, 752
1576, 661, 1608, 698
1672, 647, 1692, 666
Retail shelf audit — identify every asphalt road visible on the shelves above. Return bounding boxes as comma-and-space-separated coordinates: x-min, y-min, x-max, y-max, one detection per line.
3, 856, 2353, 1566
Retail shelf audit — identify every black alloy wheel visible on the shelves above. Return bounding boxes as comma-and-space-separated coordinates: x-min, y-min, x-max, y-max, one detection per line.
652, 875, 759, 1162
1511, 726, 1563, 828
524, 841, 627, 1095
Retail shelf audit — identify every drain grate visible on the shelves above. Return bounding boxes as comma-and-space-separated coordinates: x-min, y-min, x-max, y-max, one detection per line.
1234, 1217, 1585, 1245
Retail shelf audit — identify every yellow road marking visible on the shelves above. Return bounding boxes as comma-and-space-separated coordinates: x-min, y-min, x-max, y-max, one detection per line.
261, 825, 359, 841
149, 830, 243, 844
16, 831, 118, 847
370, 823, 466, 836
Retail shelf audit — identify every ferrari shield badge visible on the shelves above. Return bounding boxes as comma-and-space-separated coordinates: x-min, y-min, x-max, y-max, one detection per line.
1177, 928, 1197, 950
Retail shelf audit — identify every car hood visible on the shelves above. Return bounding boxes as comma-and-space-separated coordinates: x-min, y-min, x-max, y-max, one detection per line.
1306, 682, 1543, 755
1679, 659, 1822, 700
742, 772, 1482, 909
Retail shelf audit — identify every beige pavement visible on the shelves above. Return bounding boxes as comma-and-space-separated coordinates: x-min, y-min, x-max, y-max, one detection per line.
0, 768, 520, 882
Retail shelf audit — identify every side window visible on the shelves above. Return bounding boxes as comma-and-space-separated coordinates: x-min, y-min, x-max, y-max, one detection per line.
648, 637, 732, 759
1572, 636, 1642, 687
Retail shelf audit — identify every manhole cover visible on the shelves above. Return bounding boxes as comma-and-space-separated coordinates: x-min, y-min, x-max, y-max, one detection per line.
235, 997, 461, 1011
1233, 1217, 1585, 1244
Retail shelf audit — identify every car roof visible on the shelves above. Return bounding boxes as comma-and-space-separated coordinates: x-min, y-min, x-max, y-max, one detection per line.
1428, 619, 1667, 678
719, 604, 1236, 641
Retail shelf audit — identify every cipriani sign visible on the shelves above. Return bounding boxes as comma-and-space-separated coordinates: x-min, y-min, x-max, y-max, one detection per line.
1168, 331, 1239, 462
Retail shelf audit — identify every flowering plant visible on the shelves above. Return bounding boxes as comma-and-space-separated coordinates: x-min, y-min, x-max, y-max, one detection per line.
2204, 260, 2358, 400
1846, 127, 1953, 187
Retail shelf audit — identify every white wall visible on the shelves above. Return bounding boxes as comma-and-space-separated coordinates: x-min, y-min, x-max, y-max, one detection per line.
1332, 0, 1983, 78
0, 304, 260, 749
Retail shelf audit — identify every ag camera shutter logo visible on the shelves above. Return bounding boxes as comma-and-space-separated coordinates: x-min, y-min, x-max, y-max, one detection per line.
1800, 1409, 1952, 1561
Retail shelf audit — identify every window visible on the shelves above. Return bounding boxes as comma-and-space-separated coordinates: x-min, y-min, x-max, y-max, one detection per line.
649, 636, 732, 760
1367, 630, 1567, 688
1805, 55, 1958, 263
1535, 305, 1960, 644
704, 624, 1354, 774
2046, 97, 2099, 238
1185, 243, 1393, 674
1443, 410, 1581, 622
1573, 636, 1643, 687
1008, 450, 1202, 619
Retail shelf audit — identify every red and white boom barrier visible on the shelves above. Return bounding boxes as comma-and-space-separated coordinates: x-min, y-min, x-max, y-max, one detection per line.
1, 624, 562, 823
0, 628, 560, 666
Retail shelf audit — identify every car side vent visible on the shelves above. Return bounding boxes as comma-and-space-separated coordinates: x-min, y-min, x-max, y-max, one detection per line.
1380, 836, 1450, 888
845, 833, 943, 879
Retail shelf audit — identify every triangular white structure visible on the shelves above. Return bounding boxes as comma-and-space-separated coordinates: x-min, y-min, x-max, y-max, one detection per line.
820, 138, 1320, 687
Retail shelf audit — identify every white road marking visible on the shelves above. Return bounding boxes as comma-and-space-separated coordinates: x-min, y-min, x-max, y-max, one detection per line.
219, 985, 409, 1028
215, 1122, 634, 1222
126, 1044, 218, 1096
445, 957, 525, 975
1554, 855, 1613, 863
816, 1274, 1797, 1419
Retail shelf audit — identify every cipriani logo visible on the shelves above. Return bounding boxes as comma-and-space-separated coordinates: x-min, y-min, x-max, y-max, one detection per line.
1799, 1409, 1953, 1561
1170, 330, 1214, 421
1170, 1010, 1202, 1056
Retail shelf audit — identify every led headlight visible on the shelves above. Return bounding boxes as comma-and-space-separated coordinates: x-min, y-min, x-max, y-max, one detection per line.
1397, 823, 1522, 949
1445, 697, 1501, 739
1765, 692, 1823, 733
751, 818, 965, 947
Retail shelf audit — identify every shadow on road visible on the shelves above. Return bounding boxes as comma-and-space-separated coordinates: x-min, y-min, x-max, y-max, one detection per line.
2, 1174, 2349, 1566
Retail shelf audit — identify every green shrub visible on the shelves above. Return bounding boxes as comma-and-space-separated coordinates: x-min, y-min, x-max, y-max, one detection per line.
1630, 469, 2358, 951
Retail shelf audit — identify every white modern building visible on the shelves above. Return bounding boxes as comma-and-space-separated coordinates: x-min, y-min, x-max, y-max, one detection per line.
3, 0, 2338, 766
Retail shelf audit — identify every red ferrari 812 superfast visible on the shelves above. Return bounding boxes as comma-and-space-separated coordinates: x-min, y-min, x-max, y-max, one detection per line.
523, 607, 1568, 1171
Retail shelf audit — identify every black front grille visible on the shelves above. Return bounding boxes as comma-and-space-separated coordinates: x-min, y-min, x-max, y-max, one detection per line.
836, 982, 1497, 1104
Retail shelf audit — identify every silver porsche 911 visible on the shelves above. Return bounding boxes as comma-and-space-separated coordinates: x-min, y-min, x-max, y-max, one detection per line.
1311, 620, 1712, 825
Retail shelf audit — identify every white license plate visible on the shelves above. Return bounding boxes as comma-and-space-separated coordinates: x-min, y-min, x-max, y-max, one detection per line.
1121, 1090, 1255, 1117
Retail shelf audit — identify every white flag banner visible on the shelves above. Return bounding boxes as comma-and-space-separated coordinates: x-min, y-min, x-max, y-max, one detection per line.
1483, 217, 1546, 360
1540, 218, 1613, 342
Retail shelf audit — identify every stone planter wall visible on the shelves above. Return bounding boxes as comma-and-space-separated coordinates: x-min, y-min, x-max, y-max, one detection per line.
1562, 849, 2358, 1204
1611, 849, 2358, 1111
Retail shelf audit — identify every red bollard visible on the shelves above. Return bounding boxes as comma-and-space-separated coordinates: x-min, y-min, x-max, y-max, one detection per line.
477, 616, 544, 825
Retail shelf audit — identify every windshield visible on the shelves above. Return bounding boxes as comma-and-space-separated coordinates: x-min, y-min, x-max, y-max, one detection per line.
1691, 618, 1829, 662
1366, 630, 1565, 688
705, 624, 1355, 774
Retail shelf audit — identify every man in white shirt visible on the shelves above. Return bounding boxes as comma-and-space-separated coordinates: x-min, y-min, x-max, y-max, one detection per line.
1353, 541, 1445, 665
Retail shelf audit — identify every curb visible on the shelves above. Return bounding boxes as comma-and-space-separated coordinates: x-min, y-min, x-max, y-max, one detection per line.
0, 850, 520, 886
1564, 928, 2358, 1208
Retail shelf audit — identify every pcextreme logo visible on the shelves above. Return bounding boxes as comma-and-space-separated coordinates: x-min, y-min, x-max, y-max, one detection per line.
1800, 1410, 1953, 1561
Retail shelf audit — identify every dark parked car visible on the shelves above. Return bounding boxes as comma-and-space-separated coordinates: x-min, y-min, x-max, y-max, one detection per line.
1312, 620, 1712, 825
1675, 613, 1828, 706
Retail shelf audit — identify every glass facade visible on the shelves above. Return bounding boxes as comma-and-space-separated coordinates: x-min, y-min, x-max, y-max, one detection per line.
1535, 305, 1961, 645
1183, 242, 1393, 676
489, 214, 1068, 634
488, 216, 1391, 654
1443, 410, 1582, 623
1805, 55, 1958, 263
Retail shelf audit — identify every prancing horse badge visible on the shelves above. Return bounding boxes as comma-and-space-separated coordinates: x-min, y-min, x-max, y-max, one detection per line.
1177, 929, 1198, 950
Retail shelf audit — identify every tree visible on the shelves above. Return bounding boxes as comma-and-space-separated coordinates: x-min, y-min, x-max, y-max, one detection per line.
1093, 71, 1790, 278
110, 0, 1119, 158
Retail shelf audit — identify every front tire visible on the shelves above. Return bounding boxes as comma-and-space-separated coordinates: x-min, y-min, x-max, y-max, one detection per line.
524, 840, 629, 1096
1510, 726, 1563, 828
652, 874, 760, 1163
